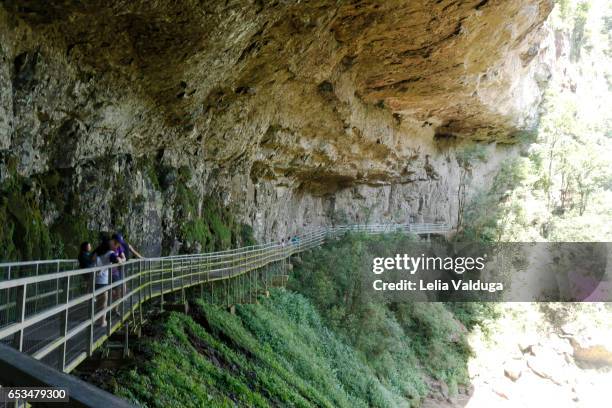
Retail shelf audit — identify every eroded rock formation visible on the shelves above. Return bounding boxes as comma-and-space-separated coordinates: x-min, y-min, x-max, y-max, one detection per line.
0, 0, 554, 256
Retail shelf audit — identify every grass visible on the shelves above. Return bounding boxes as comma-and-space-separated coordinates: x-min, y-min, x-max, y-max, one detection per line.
110, 233, 497, 407
114, 291, 412, 407
288, 233, 497, 394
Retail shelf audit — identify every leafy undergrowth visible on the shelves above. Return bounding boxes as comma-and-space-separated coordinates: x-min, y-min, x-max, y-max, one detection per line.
111, 233, 497, 407
114, 291, 418, 408
288, 233, 499, 397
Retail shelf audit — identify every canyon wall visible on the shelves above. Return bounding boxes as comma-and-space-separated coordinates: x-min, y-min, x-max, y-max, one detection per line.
0, 0, 554, 257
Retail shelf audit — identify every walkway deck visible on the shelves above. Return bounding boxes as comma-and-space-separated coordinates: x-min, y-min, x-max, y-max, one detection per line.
0, 223, 449, 377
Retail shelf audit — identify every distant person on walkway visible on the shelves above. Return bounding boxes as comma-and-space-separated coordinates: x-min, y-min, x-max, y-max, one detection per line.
112, 233, 143, 259
94, 237, 114, 328
78, 242, 95, 269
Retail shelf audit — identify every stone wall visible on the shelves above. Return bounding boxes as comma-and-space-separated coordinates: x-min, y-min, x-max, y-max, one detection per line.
0, 1, 554, 257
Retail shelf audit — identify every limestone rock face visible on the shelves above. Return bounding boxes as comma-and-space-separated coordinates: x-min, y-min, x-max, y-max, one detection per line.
0, 0, 554, 253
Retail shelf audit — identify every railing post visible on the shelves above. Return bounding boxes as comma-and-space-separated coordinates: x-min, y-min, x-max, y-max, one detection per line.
233, 254, 237, 278
123, 322, 129, 358
138, 260, 143, 306
181, 259, 189, 302
189, 258, 194, 287
89, 271, 95, 356
121, 264, 126, 323
60, 276, 70, 371
160, 260, 165, 312
55, 262, 60, 307
139, 260, 144, 331
148, 260, 153, 301
12, 283, 27, 352
106, 270, 111, 338
34, 263, 40, 315
179, 258, 184, 290
181, 259, 186, 304
170, 259, 175, 294
223, 279, 228, 308
264, 257, 269, 293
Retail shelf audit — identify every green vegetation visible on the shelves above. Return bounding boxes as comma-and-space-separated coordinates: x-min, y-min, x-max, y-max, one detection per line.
174, 185, 254, 254
444, 302, 501, 333
0, 155, 256, 260
148, 161, 255, 254
457, 0, 612, 243
457, 156, 532, 242
108, 233, 496, 407
0, 180, 53, 260
459, 92, 612, 243
115, 292, 411, 407
289, 233, 496, 394
455, 144, 488, 230
570, 1, 591, 61
33, 170, 99, 259
0, 170, 97, 261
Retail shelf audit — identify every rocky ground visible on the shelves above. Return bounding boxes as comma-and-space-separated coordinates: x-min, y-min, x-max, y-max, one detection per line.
424, 303, 611, 407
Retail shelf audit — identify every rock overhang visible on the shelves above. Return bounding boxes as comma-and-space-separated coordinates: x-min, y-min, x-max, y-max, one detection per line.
1, 0, 554, 187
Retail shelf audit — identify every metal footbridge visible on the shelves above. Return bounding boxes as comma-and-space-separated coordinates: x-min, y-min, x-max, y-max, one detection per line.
0, 222, 449, 406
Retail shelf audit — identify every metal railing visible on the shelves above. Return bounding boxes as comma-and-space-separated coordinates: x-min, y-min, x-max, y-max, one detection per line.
0, 223, 449, 375
0, 342, 134, 407
0, 259, 78, 281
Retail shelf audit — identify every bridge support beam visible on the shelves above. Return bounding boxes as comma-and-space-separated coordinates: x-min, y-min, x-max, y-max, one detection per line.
164, 302, 189, 314
123, 323, 130, 358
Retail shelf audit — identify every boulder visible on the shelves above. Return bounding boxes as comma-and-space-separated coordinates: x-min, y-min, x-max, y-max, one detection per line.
503, 360, 524, 382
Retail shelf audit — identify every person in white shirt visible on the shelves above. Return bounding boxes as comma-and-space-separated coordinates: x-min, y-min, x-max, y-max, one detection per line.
94, 238, 114, 328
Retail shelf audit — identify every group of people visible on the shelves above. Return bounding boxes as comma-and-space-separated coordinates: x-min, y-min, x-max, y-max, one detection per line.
78, 233, 142, 327
280, 236, 300, 247
78, 232, 301, 327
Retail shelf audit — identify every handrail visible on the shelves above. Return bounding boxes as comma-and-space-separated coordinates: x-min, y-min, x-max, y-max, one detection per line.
0, 223, 449, 270
0, 259, 77, 268
0, 223, 449, 377
0, 342, 135, 407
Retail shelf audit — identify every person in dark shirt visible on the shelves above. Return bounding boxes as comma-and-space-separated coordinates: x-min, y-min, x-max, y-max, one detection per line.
78, 242, 95, 269
109, 237, 126, 282
111, 233, 143, 260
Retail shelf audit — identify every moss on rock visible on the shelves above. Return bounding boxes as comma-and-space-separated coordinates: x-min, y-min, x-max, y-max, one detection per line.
1, 157, 256, 260
175, 185, 253, 254
0, 177, 54, 260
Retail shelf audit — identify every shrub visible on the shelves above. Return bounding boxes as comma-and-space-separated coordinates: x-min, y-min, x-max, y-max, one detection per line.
114, 291, 416, 407
290, 233, 481, 399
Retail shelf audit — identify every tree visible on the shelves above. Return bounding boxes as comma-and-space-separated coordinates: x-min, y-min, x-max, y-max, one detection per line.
455, 144, 487, 230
